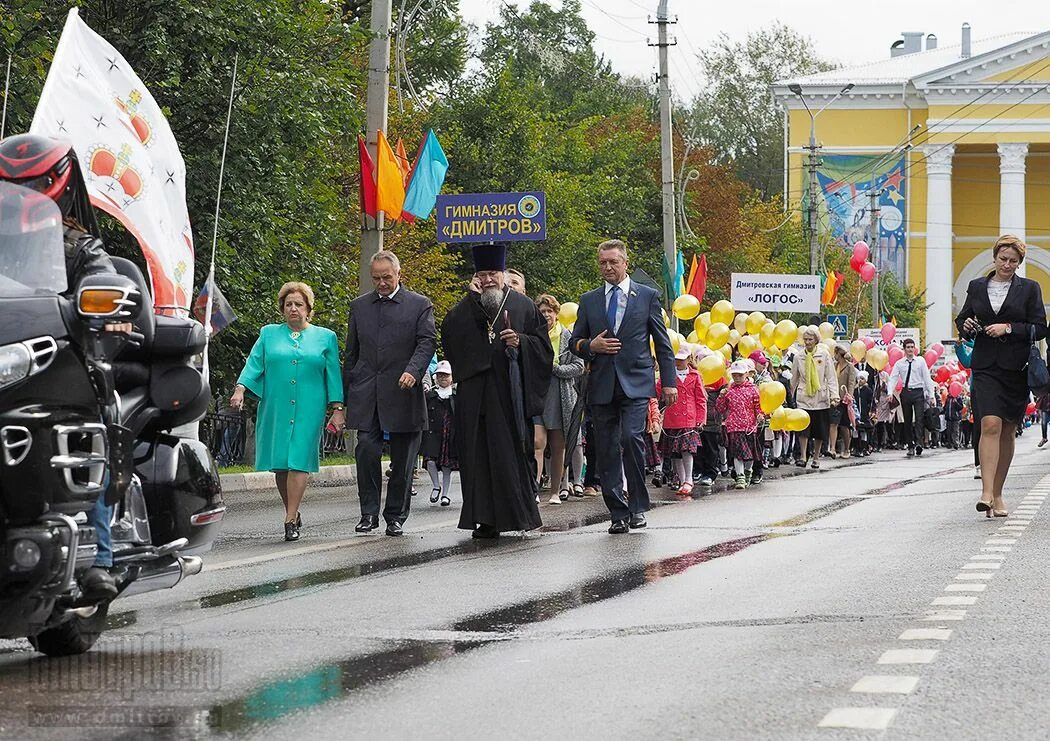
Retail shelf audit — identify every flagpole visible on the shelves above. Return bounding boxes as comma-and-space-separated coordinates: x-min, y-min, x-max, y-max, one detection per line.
202, 53, 238, 382
1, 54, 11, 140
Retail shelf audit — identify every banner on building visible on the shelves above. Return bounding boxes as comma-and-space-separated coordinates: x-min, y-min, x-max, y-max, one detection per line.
814, 155, 907, 282
730, 273, 821, 313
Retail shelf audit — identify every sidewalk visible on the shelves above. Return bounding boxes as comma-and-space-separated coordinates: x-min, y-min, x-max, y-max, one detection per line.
219, 465, 356, 493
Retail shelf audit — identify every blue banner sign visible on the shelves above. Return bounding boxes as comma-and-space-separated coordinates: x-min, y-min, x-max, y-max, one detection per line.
436, 191, 546, 243
827, 313, 848, 338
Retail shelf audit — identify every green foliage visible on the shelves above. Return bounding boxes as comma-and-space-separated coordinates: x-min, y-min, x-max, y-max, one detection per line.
686, 23, 834, 198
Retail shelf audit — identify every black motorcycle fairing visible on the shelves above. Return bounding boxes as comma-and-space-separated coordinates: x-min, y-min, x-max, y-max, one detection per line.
0, 295, 70, 347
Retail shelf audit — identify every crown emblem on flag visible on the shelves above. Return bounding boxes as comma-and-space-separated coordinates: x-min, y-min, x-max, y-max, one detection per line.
115, 90, 153, 146
88, 143, 144, 201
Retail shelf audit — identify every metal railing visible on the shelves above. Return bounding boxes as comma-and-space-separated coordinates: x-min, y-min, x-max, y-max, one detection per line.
201, 410, 351, 467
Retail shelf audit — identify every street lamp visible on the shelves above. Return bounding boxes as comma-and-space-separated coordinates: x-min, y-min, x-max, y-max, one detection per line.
791, 83, 854, 275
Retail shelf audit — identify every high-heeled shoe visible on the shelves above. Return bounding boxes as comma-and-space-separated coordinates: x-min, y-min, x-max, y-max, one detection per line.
976, 500, 992, 519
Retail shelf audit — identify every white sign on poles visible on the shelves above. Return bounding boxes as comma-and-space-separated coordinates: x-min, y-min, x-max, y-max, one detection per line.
857, 327, 920, 348
730, 273, 820, 313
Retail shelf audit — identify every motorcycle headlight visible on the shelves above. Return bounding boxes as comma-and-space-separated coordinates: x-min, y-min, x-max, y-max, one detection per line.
0, 343, 32, 390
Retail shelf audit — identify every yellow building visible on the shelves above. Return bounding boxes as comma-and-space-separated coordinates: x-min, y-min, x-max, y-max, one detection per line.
773, 24, 1050, 342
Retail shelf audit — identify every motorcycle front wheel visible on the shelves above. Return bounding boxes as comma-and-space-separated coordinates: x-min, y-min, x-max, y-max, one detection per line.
28, 602, 109, 657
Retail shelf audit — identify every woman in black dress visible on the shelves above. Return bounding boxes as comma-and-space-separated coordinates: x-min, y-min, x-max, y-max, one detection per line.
955, 235, 1048, 517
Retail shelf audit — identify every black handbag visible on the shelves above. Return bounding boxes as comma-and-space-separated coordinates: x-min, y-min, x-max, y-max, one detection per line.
1027, 326, 1050, 394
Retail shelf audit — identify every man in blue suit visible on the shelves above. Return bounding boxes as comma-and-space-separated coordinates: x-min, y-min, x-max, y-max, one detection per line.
571, 240, 677, 533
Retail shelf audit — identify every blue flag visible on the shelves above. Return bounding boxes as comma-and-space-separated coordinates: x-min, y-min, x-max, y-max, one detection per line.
403, 129, 448, 220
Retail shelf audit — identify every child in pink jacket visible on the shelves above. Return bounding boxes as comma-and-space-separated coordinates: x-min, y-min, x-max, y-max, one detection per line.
715, 359, 763, 489
656, 347, 707, 494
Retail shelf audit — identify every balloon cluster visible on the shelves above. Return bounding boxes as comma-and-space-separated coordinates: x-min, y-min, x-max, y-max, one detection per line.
850, 241, 876, 284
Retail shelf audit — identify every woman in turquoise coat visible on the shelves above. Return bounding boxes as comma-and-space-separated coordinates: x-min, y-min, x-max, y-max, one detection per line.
231, 282, 345, 541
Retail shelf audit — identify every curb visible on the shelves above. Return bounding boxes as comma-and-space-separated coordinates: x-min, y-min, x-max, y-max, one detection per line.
220, 465, 357, 494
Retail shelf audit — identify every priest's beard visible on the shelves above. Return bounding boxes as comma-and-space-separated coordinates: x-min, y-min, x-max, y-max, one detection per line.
480, 287, 504, 317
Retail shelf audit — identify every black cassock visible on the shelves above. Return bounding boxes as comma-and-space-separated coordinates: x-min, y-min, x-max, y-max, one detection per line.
442, 288, 553, 532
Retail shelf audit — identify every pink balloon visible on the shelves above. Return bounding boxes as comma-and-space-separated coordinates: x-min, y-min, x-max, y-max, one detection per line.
852, 241, 870, 263
880, 323, 896, 344
924, 349, 938, 368
887, 344, 904, 366
850, 254, 865, 272
859, 262, 876, 282
861, 337, 876, 350
931, 342, 945, 357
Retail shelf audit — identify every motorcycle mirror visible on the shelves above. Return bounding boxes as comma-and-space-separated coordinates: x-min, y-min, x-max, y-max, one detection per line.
76, 276, 141, 319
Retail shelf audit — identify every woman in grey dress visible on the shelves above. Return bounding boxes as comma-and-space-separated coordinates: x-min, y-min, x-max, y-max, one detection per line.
534, 294, 585, 504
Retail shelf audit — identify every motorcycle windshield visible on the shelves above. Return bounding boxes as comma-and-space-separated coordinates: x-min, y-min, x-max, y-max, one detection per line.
0, 182, 68, 296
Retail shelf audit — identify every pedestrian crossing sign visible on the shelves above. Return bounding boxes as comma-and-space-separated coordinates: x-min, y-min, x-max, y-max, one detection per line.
827, 314, 848, 338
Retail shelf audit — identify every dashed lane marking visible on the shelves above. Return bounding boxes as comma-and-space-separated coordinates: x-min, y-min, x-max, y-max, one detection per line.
899, 628, 952, 641
850, 675, 921, 694
932, 595, 978, 605
877, 649, 939, 664
961, 562, 1001, 569
970, 554, 1006, 560
945, 583, 986, 592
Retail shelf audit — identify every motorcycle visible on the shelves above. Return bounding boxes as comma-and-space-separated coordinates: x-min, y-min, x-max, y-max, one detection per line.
0, 182, 225, 655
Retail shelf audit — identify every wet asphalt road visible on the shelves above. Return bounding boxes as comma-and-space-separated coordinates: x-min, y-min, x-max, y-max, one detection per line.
2, 437, 1050, 740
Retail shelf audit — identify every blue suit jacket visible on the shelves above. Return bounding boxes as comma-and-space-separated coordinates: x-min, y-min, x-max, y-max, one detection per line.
570, 280, 676, 404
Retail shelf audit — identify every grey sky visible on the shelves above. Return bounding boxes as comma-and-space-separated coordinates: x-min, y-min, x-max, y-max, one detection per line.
457, 0, 1049, 101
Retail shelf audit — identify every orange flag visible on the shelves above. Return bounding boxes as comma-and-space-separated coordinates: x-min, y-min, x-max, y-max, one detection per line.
394, 138, 415, 224
375, 130, 405, 220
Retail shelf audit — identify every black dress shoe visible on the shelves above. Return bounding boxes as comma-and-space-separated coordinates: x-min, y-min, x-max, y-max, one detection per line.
472, 524, 501, 539
608, 520, 629, 534
628, 513, 647, 529
79, 566, 118, 601
385, 521, 403, 536
355, 515, 379, 533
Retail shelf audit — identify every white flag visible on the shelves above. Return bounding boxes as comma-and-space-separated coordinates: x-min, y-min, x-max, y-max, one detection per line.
31, 8, 193, 316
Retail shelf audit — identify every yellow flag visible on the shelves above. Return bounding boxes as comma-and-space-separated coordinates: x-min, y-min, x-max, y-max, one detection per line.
375, 130, 405, 219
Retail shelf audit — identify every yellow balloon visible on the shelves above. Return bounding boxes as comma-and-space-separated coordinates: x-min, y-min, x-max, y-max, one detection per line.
734, 312, 749, 335
818, 321, 835, 340
850, 339, 867, 362
686, 330, 700, 344
672, 294, 701, 321
759, 381, 787, 414
718, 344, 733, 361
698, 354, 726, 385
820, 338, 837, 352
770, 406, 789, 431
696, 311, 711, 329
786, 408, 811, 432
866, 347, 889, 371
728, 329, 741, 347
711, 299, 735, 326
738, 335, 759, 358
705, 322, 730, 350
746, 311, 767, 335
558, 301, 579, 329
796, 326, 807, 344
759, 320, 776, 349
662, 308, 671, 328
650, 338, 656, 356
772, 320, 798, 350
671, 331, 682, 355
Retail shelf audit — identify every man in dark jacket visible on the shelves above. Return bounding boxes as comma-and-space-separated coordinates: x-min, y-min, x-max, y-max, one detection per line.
343, 250, 436, 536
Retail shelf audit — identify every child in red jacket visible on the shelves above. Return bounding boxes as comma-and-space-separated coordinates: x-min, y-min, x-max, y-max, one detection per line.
656, 346, 707, 494
715, 359, 763, 489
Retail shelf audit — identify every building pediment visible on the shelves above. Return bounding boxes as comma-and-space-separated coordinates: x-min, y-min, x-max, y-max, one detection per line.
913, 31, 1050, 89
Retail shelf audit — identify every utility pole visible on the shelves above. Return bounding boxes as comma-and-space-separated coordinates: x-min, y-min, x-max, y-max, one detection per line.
869, 175, 881, 327
650, 1, 677, 314
359, 0, 393, 295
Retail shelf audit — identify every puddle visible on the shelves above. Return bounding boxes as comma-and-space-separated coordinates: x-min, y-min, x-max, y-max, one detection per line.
207, 532, 779, 732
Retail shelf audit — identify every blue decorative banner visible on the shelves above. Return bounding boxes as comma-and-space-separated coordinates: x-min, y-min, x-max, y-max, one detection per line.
435, 192, 546, 243
815, 156, 906, 280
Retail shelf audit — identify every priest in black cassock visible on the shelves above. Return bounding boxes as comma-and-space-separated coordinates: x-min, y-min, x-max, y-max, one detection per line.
442, 244, 554, 538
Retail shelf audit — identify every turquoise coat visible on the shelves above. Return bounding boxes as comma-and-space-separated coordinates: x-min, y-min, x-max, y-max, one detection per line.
237, 323, 343, 473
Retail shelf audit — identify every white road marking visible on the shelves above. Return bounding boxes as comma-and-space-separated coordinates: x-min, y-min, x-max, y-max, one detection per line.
819, 708, 897, 729
923, 609, 966, 621
955, 573, 994, 580
981, 546, 1012, 552
899, 628, 952, 640
878, 649, 939, 664
945, 583, 987, 592
985, 539, 1017, 545
962, 562, 1001, 569
970, 554, 1006, 561
932, 596, 978, 605
850, 675, 920, 694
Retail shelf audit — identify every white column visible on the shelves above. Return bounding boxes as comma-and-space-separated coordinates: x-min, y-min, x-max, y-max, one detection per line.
924, 144, 954, 343
998, 142, 1028, 277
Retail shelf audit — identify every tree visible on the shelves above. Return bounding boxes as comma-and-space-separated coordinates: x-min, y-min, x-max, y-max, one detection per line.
686, 23, 834, 199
